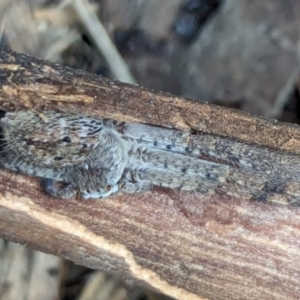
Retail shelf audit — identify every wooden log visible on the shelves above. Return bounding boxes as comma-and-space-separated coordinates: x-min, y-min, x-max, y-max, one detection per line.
1, 48, 300, 152
0, 48, 300, 300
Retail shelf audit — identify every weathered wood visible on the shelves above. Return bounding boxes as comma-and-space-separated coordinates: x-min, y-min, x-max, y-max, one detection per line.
1, 48, 300, 152
0, 48, 300, 300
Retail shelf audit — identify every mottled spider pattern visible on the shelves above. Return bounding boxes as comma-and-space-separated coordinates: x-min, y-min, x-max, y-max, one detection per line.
1, 110, 300, 205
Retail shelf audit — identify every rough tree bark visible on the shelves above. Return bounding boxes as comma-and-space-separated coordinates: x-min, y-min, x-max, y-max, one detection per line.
0, 48, 300, 300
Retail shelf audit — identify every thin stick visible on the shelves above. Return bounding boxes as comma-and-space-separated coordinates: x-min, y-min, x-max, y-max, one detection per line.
71, 0, 137, 84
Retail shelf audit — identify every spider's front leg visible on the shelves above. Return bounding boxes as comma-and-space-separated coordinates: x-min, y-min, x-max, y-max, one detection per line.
41, 178, 78, 199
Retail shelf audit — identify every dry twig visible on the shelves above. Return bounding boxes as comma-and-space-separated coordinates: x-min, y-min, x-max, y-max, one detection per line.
70, 0, 137, 84
0, 48, 300, 300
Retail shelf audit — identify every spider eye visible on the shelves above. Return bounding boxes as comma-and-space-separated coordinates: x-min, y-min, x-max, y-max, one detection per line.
106, 185, 111, 191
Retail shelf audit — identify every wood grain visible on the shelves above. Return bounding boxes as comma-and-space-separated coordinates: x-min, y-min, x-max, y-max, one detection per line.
1, 49, 300, 152
0, 48, 300, 300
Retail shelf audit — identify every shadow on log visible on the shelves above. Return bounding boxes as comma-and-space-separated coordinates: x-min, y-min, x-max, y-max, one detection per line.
0, 48, 300, 300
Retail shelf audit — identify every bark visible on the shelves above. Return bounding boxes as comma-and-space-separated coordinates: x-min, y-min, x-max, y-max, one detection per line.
0, 48, 300, 300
